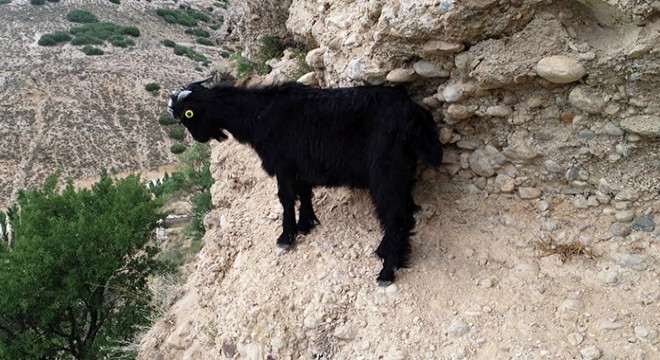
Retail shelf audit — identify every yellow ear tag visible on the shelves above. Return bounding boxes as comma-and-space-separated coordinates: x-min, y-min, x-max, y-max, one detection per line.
184, 110, 194, 119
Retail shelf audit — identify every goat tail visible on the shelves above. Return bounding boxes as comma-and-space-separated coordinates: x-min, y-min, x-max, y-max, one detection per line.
411, 104, 444, 166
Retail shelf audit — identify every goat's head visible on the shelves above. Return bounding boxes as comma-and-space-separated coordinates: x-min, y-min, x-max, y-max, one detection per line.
167, 76, 228, 143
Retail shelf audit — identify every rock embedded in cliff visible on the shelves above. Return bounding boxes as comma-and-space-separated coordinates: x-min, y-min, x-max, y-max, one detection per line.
469, 150, 495, 177
446, 104, 476, 122
535, 55, 585, 84
422, 40, 464, 56
413, 60, 449, 78
619, 115, 660, 137
305, 48, 326, 69
297, 72, 318, 86
386, 68, 417, 83
442, 83, 476, 103
568, 86, 605, 114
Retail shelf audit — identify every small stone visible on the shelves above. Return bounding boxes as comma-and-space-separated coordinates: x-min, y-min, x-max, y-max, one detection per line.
519, 187, 542, 199
448, 318, 469, 338
608, 222, 631, 237
535, 55, 586, 84
569, 86, 605, 114
469, 150, 495, 177
610, 252, 651, 270
614, 188, 640, 202
423, 40, 464, 55
442, 83, 476, 103
603, 122, 625, 136
537, 200, 550, 212
630, 215, 655, 232
485, 105, 512, 117
502, 142, 538, 163
598, 269, 618, 285
305, 48, 326, 68
333, 324, 356, 340
580, 345, 602, 360
500, 215, 517, 227
413, 60, 449, 78
578, 129, 596, 140
615, 210, 636, 222
478, 278, 493, 288
304, 314, 323, 329
297, 71, 319, 86
527, 95, 547, 108
386, 68, 417, 83
567, 332, 584, 346
574, 195, 589, 209
634, 326, 651, 340
423, 96, 442, 109
598, 320, 625, 331
543, 160, 561, 173
495, 174, 515, 193
620, 115, 660, 137
561, 111, 575, 123
440, 127, 453, 144
447, 104, 476, 121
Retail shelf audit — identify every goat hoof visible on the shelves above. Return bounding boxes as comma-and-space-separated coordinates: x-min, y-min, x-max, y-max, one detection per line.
276, 242, 292, 250
377, 279, 393, 287
276, 233, 296, 250
297, 217, 319, 235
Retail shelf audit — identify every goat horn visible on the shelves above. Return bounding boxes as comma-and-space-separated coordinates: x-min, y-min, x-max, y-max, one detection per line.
177, 90, 192, 102
186, 75, 213, 88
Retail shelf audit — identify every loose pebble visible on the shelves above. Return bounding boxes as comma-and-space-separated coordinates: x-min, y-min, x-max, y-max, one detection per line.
608, 223, 631, 237
448, 318, 469, 338
580, 346, 602, 360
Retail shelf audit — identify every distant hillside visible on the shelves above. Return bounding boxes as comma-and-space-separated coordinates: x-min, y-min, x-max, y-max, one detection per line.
0, 0, 227, 205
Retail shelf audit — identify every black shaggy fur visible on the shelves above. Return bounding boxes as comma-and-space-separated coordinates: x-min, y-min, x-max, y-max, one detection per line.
169, 82, 443, 285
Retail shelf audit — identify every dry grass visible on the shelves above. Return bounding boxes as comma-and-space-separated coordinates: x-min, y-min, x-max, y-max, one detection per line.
536, 236, 596, 263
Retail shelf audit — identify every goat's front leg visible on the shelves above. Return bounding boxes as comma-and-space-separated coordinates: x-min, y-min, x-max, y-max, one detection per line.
295, 181, 320, 234
276, 175, 297, 249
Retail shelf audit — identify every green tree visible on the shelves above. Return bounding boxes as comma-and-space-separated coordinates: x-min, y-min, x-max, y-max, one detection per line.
0, 171, 166, 360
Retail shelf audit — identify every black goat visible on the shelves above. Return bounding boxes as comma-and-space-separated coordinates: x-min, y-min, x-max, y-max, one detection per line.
167, 77, 443, 285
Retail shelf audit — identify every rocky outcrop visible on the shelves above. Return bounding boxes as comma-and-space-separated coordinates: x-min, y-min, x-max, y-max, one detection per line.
140, 1, 660, 359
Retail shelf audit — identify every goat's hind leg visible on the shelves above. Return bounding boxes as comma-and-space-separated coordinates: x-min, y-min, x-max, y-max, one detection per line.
295, 181, 320, 234
276, 176, 297, 249
371, 185, 415, 286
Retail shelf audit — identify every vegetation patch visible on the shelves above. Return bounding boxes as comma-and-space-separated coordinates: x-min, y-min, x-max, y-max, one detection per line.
168, 127, 186, 141
537, 237, 596, 263
156, 7, 209, 27
0, 0, 12, 5
37, 31, 72, 46
145, 82, 161, 93
162, 39, 176, 48
158, 114, 178, 125
81, 45, 104, 56
0, 171, 168, 360
196, 37, 214, 46
172, 43, 209, 64
185, 27, 210, 38
170, 143, 186, 154
66, 9, 99, 23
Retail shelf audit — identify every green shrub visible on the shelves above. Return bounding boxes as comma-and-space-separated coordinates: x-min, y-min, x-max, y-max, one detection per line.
0, 0, 12, 5
172, 44, 208, 63
170, 144, 186, 154
158, 114, 178, 125
156, 8, 198, 27
145, 82, 160, 92
30, 0, 46, 4
38, 31, 72, 46
258, 35, 284, 64
122, 26, 140, 37
196, 37, 214, 46
214, 0, 228, 9
168, 127, 186, 141
162, 39, 176, 47
66, 9, 98, 23
109, 0, 120, 4
185, 27, 210, 38
235, 58, 257, 77
81, 45, 104, 56
70, 34, 104, 46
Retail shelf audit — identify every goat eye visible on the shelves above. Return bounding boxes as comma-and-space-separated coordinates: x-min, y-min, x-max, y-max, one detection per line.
184, 110, 194, 119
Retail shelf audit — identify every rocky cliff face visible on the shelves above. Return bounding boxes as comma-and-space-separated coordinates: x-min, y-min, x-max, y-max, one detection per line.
140, 1, 659, 359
